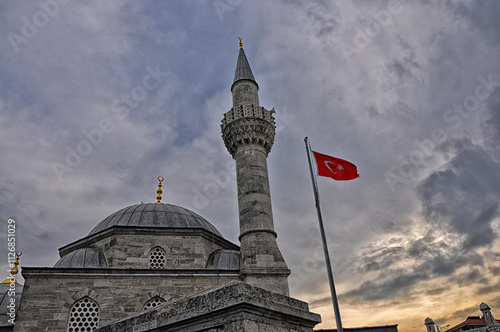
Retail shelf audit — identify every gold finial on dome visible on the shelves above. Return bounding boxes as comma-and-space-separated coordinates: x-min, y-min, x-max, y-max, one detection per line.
2, 252, 22, 284
238, 37, 243, 49
156, 176, 164, 204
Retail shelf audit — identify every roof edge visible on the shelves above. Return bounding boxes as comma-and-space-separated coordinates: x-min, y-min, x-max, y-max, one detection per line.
21, 267, 241, 276
58, 225, 239, 257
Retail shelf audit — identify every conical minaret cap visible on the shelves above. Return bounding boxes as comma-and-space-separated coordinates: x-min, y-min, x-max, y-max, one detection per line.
480, 302, 491, 311
232, 47, 258, 90
425, 318, 435, 325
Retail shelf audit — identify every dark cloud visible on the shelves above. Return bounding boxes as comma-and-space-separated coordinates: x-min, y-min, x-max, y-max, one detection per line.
456, 0, 500, 44
424, 286, 450, 296
309, 296, 333, 309
345, 227, 489, 304
343, 273, 428, 303
418, 140, 500, 249
454, 268, 487, 287
436, 304, 479, 327
481, 91, 500, 151
407, 232, 439, 258
357, 245, 405, 274
385, 37, 422, 84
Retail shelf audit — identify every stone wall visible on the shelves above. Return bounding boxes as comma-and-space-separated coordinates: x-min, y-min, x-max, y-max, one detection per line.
14, 270, 239, 332
90, 232, 228, 269
95, 281, 321, 332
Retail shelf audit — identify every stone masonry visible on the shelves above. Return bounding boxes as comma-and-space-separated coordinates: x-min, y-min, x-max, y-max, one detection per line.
59, 231, 236, 269
95, 281, 321, 332
15, 269, 239, 331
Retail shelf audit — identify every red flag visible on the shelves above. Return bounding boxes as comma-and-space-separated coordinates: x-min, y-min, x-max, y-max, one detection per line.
312, 151, 359, 181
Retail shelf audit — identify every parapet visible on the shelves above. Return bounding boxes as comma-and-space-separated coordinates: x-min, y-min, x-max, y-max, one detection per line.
221, 104, 275, 131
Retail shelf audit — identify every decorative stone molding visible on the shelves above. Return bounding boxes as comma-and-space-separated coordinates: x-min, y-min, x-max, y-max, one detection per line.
64, 288, 102, 309
222, 117, 275, 157
139, 291, 171, 305
221, 105, 275, 128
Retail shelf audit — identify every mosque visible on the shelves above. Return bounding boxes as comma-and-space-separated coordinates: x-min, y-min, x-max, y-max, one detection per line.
1, 40, 322, 332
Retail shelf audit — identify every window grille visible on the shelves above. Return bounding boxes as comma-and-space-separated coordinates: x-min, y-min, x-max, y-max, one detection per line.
143, 297, 165, 310
67, 297, 99, 332
149, 247, 166, 269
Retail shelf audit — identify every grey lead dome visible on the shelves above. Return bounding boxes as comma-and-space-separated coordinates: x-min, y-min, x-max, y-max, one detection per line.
206, 249, 241, 270
87, 203, 223, 237
54, 247, 107, 268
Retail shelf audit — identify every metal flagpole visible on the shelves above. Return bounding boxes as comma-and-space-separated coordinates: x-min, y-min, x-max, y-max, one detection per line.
304, 136, 344, 332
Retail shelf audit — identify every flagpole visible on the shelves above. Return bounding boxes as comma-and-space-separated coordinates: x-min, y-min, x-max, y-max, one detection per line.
304, 136, 344, 332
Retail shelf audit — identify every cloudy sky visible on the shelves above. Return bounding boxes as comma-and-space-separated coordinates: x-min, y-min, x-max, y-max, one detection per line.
1, 1, 500, 331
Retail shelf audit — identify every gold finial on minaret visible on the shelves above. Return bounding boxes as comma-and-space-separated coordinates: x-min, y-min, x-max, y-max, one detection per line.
238, 37, 243, 49
3, 252, 22, 284
156, 176, 164, 204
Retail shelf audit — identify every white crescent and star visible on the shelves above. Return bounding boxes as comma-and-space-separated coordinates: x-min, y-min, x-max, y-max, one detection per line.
324, 160, 343, 175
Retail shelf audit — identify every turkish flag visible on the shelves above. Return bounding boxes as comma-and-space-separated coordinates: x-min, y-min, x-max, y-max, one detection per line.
312, 151, 359, 181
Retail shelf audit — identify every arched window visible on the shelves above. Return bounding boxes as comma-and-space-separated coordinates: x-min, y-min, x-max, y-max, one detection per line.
149, 247, 166, 269
67, 297, 99, 332
143, 296, 166, 310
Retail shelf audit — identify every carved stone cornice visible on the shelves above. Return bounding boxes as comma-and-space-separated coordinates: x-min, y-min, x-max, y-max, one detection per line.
222, 117, 275, 157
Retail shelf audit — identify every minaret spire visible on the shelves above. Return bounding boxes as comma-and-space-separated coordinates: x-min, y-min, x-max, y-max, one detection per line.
232, 41, 257, 91
221, 41, 290, 296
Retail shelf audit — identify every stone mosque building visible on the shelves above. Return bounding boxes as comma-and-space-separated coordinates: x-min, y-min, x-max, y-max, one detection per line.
3, 41, 325, 331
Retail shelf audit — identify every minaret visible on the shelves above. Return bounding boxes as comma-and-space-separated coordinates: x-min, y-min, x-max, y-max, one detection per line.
480, 302, 500, 328
424, 318, 438, 332
221, 39, 290, 295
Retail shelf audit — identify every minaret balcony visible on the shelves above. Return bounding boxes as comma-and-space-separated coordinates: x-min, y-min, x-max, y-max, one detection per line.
221, 104, 276, 131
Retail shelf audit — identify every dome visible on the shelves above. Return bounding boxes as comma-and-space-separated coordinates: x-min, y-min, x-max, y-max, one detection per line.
206, 249, 241, 270
88, 203, 223, 237
54, 247, 107, 268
